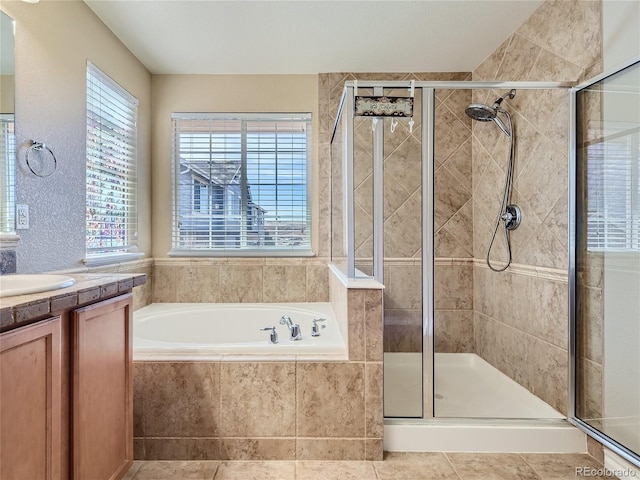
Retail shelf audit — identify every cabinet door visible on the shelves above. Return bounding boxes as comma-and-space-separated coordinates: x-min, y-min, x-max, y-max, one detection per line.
0, 316, 62, 480
73, 294, 132, 480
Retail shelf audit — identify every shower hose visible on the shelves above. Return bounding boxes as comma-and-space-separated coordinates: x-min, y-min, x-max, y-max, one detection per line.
486, 108, 516, 272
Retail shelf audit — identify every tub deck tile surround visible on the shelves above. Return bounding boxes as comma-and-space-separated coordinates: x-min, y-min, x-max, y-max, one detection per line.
134, 266, 385, 461
122, 453, 619, 479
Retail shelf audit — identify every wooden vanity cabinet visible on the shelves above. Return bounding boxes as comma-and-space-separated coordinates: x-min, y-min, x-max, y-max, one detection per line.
0, 291, 133, 480
72, 294, 133, 480
0, 316, 62, 480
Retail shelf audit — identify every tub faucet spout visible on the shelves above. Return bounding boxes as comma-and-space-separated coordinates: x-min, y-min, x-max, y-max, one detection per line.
280, 315, 302, 341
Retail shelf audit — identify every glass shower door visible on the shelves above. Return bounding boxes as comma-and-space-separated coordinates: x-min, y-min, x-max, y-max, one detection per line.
573, 58, 640, 466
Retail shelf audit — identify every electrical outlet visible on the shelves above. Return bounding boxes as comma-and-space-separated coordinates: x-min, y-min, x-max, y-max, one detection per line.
16, 204, 29, 230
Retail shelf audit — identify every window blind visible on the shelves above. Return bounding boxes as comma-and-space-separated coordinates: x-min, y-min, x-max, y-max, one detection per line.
86, 63, 138, 256
0, 114, 15, 234
586, 125, 640, 250
171, 113, 312, 255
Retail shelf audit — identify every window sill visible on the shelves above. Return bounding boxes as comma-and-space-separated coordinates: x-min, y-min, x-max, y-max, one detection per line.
167, 249, 316, 258
83, 252, 146, 267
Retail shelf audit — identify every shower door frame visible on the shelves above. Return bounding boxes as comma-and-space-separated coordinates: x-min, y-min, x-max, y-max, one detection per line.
333, 79, 572, 420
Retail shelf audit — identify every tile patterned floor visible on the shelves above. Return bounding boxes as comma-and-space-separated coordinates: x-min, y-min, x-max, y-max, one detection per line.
123, 452, 620, 479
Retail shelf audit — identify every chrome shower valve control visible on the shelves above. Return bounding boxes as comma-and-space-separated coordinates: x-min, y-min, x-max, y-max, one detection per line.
260, 326, 279, 344
311, 318, 326, 337
280, 315, 302, 341
501, 204, 522, 230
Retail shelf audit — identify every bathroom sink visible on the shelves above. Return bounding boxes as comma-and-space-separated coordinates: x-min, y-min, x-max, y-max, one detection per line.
0, 274, 76, 298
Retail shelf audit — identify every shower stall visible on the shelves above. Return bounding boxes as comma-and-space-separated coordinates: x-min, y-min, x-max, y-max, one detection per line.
329, 79, 584, 451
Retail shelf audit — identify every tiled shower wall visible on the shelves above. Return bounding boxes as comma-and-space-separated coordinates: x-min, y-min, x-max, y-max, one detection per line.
318, 72, 475, 354
471, 0, 603, 414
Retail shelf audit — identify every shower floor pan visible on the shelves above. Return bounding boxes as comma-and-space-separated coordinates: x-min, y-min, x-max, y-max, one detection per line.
384, 353, 586, 453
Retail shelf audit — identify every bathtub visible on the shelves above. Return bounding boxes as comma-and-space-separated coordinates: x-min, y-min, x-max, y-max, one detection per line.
133, 302, 346, 360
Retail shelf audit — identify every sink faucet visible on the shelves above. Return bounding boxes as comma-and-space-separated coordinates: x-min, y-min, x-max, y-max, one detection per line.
280, 315, 302, 341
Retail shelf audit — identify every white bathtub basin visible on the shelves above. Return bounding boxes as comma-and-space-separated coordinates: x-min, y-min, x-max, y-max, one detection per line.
0, 274, 76, 298
133, 302, 347, 359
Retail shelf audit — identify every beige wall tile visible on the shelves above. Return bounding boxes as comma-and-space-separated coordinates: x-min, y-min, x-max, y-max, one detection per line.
134, 438, 145, 461
434, 104, 472, 166
383, 192, 422, 258
364, 290, 383, 361
529, 47, 584, 82
515, 0, 601, 70
218, 265, 263, 303
365, 439, 384, 461
475, 312, 568, 414
385, 323, 422, 353
577, 358, 602, 424
219, 362, 296, 437
153, 264, 176, 303
365, 363, 383, 438
434, 264, 473, 310
133, 362, 145, 437
297, 362, 365, 438
142, 438, 220, 461
586, 435, 605, 465
473, 36, 511, 81
296, 439, 365, 460
347, 290, 365, 361
577, 285, 603, 364
143, 362, 220, 437
386, 265, 422, 310
219, 438, 296, 460
263, 266, 306, 303
384, 135, 422, 195
495, 34, 541, 81
435, 166, 472, 232
435, 310, 474, 353
305, 264, 329, 302
175, 265, 219, 303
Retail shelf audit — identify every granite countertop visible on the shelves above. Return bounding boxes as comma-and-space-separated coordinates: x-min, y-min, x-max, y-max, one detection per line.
0, 273, 146, 332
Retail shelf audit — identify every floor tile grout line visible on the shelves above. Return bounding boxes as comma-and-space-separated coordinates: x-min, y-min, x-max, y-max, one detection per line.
518, 452, 546, 480
442, 452, 466, 480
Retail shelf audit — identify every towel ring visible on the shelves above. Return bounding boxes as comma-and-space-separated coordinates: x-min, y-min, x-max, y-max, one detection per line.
26, 141, 58, 178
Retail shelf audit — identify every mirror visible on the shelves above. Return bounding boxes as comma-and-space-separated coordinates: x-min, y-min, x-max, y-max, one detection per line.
0, 10, 15, 234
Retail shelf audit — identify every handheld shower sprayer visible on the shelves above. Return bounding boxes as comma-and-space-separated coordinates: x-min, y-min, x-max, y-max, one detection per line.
465, 89, 521, 272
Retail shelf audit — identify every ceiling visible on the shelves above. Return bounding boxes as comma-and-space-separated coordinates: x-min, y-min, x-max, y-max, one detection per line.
84, 0, 544, 75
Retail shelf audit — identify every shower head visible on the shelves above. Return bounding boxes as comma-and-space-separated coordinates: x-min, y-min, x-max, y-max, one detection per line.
465, 89, 516, 137
465, 103, 497, 122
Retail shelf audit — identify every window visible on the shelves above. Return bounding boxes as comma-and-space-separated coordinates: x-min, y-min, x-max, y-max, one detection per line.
585, 123, 640, 251
171, 113, 312, 255
0, 114, 15, 234
85, 63, 139, 261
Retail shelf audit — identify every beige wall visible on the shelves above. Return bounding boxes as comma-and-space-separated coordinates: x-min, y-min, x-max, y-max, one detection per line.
1, 0, 152, 273
150, 74, 319, 258
472, 0, 602, 414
